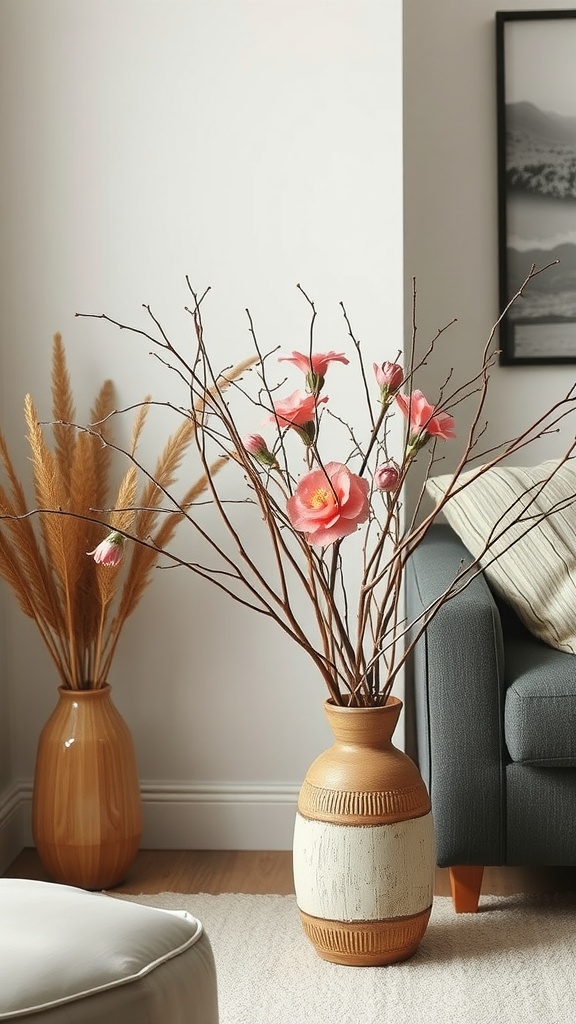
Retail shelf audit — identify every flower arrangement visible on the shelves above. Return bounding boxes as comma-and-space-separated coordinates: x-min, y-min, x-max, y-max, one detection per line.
0, 333, 251, 689
65, 269, 576, 707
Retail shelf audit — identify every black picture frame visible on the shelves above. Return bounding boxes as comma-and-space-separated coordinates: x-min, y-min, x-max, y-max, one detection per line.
496, 9, 576, 364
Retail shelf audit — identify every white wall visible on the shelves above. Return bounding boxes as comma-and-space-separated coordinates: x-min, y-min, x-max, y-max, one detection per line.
0, 0, 403, 856
404, 0, 576, 478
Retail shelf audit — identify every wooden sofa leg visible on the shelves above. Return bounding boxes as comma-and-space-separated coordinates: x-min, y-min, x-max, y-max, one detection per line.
449, 865, 484, 913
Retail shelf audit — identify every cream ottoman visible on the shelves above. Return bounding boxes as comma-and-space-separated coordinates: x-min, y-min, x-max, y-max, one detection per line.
0, 879, 218, 1023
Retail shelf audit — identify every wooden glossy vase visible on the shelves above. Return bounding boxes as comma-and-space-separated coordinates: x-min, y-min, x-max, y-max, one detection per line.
32, 685, 142, 890
293, 696, 435, 966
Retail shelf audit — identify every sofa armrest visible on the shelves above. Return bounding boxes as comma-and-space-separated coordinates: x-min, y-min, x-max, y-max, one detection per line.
406, 524, 507, 866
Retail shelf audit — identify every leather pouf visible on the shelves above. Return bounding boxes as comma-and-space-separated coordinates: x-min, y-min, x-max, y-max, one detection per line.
0, 879, 218, 1023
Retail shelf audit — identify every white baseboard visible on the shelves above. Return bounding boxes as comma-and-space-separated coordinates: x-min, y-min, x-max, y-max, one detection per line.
140, 782, 299, 849
7, 781, 300, 863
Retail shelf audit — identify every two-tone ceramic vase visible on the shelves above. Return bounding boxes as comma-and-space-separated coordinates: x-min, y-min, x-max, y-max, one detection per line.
293, 696, 435, 966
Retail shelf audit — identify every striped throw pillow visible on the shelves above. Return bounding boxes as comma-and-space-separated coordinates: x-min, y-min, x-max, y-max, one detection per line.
425, 459, 576, 653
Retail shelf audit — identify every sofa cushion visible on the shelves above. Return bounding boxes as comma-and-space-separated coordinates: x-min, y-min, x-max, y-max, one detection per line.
0, 879, 204, 1020
504, 636, 576, 766
426, 458, 576, 654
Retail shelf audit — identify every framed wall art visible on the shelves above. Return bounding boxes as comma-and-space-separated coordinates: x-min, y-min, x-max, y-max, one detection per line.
496, 9, 576, 364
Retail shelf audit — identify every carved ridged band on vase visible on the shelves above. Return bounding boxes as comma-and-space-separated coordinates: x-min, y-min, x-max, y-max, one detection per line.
298, 906, 433, 967
298, 778, 429, 824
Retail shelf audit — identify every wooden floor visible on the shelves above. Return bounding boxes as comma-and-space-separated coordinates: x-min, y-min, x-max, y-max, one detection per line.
4, 848, 576, 898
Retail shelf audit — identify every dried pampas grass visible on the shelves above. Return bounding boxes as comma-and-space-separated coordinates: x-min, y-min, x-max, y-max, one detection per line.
0, 333, 250, 689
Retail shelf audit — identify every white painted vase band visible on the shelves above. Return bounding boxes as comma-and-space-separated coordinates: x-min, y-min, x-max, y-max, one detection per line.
293, 811, 435, 922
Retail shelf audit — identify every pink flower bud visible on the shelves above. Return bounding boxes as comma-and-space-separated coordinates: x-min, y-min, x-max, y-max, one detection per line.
373, 361, 404, 401
242, 433, 278, 468
242, 433, 268, 456
373, 463, 400, 493
87, 531, 125, 567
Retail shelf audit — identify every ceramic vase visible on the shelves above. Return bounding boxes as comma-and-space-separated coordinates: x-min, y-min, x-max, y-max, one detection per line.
32, 684, 142, 890
293, 696, 435, 965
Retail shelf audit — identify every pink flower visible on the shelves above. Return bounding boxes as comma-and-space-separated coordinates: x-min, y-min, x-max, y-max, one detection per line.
373, 361, 404, 397
396, 390, 456, 443
286, 462, 370, 547
279, 350, 349, 377
87, 531, 125, 567
279, 350, 349, 395
269, 390, 328, 429
373, 462, 400, 493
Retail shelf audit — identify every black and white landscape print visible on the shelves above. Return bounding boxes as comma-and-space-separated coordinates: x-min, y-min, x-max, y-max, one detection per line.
504, 100, 576, 359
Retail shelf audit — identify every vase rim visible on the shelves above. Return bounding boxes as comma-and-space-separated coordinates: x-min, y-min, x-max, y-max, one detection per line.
324, 694, 402, 713
57, 683, 111, 697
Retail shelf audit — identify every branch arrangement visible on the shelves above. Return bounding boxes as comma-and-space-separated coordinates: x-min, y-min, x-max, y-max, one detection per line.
2, 265, 575, 704
70, 266, 576, 705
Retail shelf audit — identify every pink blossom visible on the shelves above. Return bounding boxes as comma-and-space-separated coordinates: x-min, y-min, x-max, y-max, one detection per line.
279, 350, 348, 397
87, 531, 125, 567
279, 350, 349, 377
269, 390, 327, 429
373, 361, 404, 396
396, 390, 456, 442
286, 462, 370, 547
373, 462, 400, 493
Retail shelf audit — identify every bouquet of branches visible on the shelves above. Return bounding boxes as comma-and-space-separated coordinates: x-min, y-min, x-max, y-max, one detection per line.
0, 333, 252, 689
64, 267, 576, 707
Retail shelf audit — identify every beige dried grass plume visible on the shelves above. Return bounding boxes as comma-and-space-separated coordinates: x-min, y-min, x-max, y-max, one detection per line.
0, 333, 243, 689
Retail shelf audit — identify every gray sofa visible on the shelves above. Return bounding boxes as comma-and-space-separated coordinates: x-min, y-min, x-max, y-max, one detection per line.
406, 523, 576, 912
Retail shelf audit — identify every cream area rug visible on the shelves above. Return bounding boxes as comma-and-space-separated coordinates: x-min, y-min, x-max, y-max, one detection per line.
119, 891, 576, 1024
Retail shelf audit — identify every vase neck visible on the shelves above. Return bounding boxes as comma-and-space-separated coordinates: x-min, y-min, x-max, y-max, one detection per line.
323, 697, 402, 748
58, 684, 111, 700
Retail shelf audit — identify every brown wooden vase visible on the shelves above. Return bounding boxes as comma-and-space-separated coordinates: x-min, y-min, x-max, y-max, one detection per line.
32, 685, 142, 890
293, 696, 435, 966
